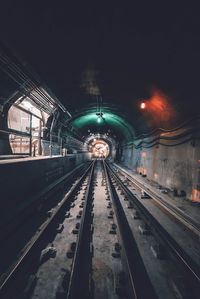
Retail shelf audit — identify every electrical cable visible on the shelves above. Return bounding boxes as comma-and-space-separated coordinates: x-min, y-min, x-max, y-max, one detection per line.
134, 115, 200, 140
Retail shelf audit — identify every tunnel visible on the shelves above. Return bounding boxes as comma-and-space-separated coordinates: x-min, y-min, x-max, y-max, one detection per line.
0, 2, 200, 299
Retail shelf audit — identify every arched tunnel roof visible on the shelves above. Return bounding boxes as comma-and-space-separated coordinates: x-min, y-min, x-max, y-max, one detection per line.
70, 110, 134, 142
66, 97, 136, 142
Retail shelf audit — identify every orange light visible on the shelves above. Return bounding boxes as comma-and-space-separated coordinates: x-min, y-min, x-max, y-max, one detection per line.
140, 102, 146, 110
193, 189, 200, 202
142, 152, 146, 157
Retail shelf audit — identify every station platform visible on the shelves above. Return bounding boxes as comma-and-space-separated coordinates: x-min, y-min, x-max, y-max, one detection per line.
0, 155, 64, 164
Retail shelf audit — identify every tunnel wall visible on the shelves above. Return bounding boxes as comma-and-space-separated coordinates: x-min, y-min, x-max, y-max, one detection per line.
121, 139, 200, 201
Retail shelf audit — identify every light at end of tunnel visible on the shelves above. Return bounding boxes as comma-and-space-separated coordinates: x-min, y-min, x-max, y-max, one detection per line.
140, 102, 146, 110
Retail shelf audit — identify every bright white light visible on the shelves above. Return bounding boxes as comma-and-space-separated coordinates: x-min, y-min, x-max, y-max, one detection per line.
97, 116, 101, 123
23, 100, 33, 110
93, 138, 96, 142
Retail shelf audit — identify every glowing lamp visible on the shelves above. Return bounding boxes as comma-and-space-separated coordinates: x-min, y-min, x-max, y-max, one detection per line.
96, 112, 103, 123
140, 102, 146, 110
142, 152, 146, 157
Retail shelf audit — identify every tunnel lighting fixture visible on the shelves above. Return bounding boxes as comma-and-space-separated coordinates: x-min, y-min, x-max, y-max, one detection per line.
140, 101, 146, 110
96, 112, 103, 123
142, 152, 146, 157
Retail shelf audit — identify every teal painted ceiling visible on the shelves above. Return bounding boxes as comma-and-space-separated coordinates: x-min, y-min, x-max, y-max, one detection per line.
71, 110, 135, 142
64, 95, 141, 142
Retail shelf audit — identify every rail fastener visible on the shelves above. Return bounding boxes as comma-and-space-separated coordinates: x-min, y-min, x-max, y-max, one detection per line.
56, 224, 64, 233
66, 243, 76, 258
72, 223, 80, 234
76, 210, 82, 219
138, 224, 151, 235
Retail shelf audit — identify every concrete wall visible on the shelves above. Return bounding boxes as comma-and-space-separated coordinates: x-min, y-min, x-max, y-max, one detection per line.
0, 153, 90, 227
121, 139, 200, 201
0, 153, 89, 200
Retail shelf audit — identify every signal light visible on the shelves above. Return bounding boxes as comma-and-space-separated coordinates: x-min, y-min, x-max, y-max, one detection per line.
140, 102, 146, 110
142, 152, 146, 157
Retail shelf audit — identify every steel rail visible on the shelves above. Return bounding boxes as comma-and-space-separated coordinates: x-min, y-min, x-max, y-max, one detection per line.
0, 161, 94, 298
106, 161, 200, 298
114, 164, 200, 238
103, 160, 157, 299
67, 160, 96, 298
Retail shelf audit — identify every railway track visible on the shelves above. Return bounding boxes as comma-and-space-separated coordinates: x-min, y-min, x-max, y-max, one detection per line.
105, 161, 200, 298
103, 160, 157, 299
1, 159, 200, 299
0, 161, 95, 299
113, 163, 200, 239
66, 159, 95, 298
0, 161, 91, 286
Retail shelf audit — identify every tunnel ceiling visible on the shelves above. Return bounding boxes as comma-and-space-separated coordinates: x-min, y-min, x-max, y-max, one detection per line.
1, 2, 200, 141
70, 110, 134, 142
